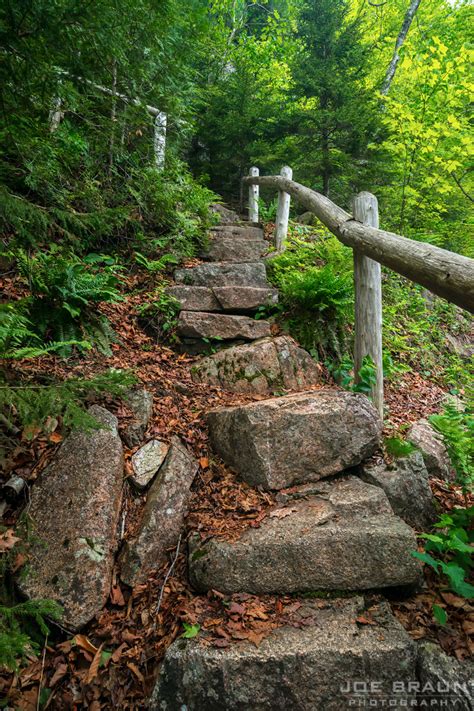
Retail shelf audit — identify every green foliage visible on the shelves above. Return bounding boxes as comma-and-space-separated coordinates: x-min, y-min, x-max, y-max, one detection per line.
181, 622, 200, 639
257, 197, 278, 222
412, 507, 474, 601
328, 355, 376, 396
267, 227, 353, 359
136, 287, 181, 341
134, 252, 179, 273
384, 437, 416, 460
430, 403, 474, 493
432, 603, 448, 626
0, 598, 62, 671
11, 248, 122, 355
127, 164, 217, 259
381, 273, 472, 391
0, 369, 137, 463
0, 0, 214, 255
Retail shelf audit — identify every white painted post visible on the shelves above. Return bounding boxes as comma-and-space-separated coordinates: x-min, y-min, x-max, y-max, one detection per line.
275, 165, 292, 251
248, 166, 259, 223
154, 112, 167, 170
49, 96, 63, 132
352, 191, 384, 420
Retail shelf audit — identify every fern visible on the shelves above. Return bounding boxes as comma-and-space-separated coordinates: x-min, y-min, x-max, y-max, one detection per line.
8, 248, 122, 354
134, 251, 179, 273
430, 403, 474, 493
0, 599, 63, 671
0, 369, 137, 460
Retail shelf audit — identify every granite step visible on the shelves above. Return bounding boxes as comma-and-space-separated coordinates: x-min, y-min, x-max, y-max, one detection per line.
201, 237, 268, 263
167, 285, 278, 313
174, 262, 268, 288
151, 596, 418, 710
189, 475, 421, 594
178, 311, 271, 342
208, 224, 264, 240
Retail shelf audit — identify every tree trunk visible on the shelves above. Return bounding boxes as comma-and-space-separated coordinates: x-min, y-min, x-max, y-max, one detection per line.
381, 0, 422, 95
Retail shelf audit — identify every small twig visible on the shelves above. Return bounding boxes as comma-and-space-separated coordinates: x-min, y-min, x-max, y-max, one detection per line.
37, 633, 48, 711
153, 534, 182, 619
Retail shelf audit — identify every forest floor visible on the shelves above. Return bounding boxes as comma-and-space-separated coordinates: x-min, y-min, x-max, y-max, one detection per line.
1, 266, 472, 710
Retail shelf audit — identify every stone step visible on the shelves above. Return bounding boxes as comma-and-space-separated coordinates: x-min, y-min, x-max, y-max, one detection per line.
201, 237, 268, 263
174, 262, 268, 288
151, 597, 418, 710
207, 390, 382, 490
189, 475, 421, 594
209, 224, 264, 240
210, 203, 241, 224
178, 311, 271, 342
192, 336, 320, 394
167, 286, 278, 313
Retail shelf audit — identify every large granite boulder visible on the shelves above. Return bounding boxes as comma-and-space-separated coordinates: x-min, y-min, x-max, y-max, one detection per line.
151, 597, 418, 711
408, 418, 454, 480
178, 311, 271, 341
174, 262, 268, 288
207, 390, 382, 490
417, 642, 473, 709
359, 452, 436, 530
120, 437, 198, 587
192, 336, 320, 394
20, 406, 124, 630
203, 238, 267, 263
189, 476, 421, 594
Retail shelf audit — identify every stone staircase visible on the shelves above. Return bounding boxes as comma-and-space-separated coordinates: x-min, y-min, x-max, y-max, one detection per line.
170, 222, 276, 355
151, 217, 426, 709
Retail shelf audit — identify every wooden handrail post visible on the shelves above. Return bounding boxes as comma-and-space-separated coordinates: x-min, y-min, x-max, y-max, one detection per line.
352, 192, 384, 420
248, 166, 259, 223
154, 112, 167, 171
275, 166, 292, 251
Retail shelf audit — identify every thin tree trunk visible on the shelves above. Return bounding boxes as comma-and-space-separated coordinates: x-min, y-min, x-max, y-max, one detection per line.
108, 60, 117, 174
381, 0, 422, 95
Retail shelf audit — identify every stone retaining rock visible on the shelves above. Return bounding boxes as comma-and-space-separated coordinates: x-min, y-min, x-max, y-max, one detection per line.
207, 390, 382, 490
417, 642, 473, 709
189, 475, 421, 594
122, 388, 153, 447
174, 262, 268, 288
120, 437, 198, 587
178, 311, 271, 341
192, 336, 320, 394
20, 406, 124, 630
203, 238, 267, 263
408, 418, 454, 480
151, 597, 418, 710
359, 452, 436, 530
130, 439, 169, 490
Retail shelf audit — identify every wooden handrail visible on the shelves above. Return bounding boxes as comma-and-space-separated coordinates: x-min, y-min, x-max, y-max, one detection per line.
243, 174, 474, 314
